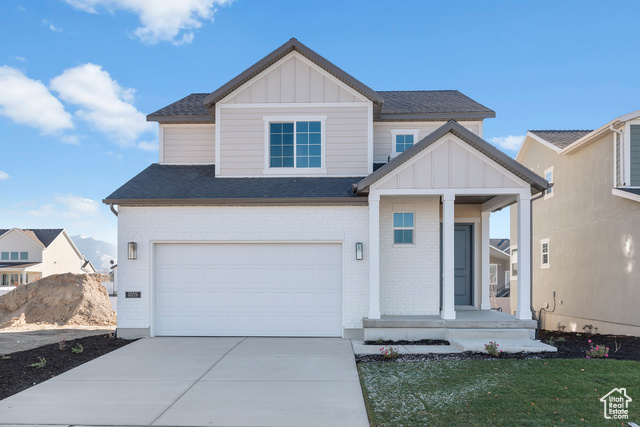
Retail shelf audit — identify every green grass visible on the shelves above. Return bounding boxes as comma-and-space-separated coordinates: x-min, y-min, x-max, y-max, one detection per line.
358, 359, 640, 426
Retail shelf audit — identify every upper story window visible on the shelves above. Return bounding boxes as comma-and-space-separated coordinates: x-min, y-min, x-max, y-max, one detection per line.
265, 116, 326, 173
393, 212, 414, 245
20, 252, 28, 260
10, 252, 19, 260
0, 252, 8, 261
391, 129, 419, 158
541, 238, 550, 268
544, 166, 554, 199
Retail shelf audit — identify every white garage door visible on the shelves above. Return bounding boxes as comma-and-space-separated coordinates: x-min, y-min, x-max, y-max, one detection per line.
154, 243, 342, 337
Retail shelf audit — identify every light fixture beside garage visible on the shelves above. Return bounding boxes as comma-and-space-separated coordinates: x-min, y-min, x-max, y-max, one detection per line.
355, 242, 363, 260
128, 242, 137, 260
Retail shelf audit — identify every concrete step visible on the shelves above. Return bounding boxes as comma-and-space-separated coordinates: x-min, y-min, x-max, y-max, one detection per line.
449, 338, 557, 353
446, 328, 532, 340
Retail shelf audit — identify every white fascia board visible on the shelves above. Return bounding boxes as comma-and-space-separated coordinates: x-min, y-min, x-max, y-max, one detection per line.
61, 230, 85, 260
490, 245, 510, 260
612, 188, 640, 203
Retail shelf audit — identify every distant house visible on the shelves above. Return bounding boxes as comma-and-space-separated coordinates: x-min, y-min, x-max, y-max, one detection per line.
511, 110, 640, 335
0, 228, 96, 286
489, 238, 510, 296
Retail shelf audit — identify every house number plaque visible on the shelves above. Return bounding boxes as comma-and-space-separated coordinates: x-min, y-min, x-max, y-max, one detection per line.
125, 291, 141, 298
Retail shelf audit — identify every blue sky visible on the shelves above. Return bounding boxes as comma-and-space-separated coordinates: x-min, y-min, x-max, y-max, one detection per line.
1, 0, 639, 244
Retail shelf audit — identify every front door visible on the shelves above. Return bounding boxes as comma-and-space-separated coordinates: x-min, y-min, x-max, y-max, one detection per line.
454, 224, 473, 305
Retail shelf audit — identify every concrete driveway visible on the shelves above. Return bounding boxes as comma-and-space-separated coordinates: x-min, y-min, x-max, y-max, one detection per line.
0, 337, 369, 427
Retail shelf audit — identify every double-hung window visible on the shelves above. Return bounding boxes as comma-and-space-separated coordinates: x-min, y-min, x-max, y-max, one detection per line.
544, 167, 554, 199
541, 238, 550, 268
266, 117, 324, 171
391, 129, 419, 157
511, 247, 518, 276
489, 264, 498, 286
393, 212, 414, 245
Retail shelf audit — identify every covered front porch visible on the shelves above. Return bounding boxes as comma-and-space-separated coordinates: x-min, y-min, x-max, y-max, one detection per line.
0, 263, 41, 287
355, 121, 549, 341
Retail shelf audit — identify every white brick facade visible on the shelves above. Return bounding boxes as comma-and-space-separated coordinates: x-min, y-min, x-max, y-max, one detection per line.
379, 196, 440, 315
117, 205, 370, 334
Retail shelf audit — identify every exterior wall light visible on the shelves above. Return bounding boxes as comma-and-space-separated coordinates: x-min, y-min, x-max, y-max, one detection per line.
355, 242, 363, 260
128, 242, 137, 260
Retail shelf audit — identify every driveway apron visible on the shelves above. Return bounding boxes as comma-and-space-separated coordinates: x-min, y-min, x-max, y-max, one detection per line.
0, 337, 370, 427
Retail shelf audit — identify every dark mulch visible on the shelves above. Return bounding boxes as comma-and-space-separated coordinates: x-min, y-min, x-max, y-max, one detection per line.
364, 339, 449, 346
0, 334, 134, 400
356, 330, 640, 363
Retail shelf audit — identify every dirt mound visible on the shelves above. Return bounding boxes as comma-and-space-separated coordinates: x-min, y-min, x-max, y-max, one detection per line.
0, 273, 116, 329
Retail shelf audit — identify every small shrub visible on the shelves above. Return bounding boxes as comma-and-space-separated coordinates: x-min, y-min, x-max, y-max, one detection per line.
0, 354, 11, 360
380, 346, 399, 359
485, 341, 503, 357
582, 324, 598, 335
585, 340, 609, 359
545, 336, 567, 347
57, 338, 67, 351
27, 357, 46, 369
71, 344, 84, 354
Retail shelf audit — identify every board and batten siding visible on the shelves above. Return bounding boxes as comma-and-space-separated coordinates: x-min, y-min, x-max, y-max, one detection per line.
223, 54, 366, 104
161, 125, 215, 164
219, 105, 369, 176
373, 122, 481, 163
630, 125, 640, 186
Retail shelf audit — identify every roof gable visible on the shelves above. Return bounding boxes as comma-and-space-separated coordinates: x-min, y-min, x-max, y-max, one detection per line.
357, 120, 549, 194
203, 38, 383, 109
0, 228, 64, 249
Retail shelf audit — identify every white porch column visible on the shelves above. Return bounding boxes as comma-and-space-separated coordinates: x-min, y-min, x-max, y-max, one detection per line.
21, 271, 27, 285
481, 211, 491, 310
368, 193, 381, 319
516, 194, 532, 320
441, 194, 456, 320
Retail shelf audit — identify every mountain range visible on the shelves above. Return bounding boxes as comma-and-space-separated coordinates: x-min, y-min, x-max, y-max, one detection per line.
71, 235, 117, 272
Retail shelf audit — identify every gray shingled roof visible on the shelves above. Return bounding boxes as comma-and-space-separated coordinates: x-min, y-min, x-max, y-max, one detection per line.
529, 130, 593, 149
0, 229, 63, 248
490, 238, 510, 253
377, 90, 495, 120
104, 164, 366, 204
148, 91, 495, 123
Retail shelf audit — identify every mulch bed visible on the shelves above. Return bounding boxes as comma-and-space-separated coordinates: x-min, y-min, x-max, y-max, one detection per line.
0, 334, 134, 400
356, 330, 640, 363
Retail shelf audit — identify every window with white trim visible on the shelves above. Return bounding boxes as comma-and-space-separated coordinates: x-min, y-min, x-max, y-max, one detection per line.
0, 252, 7, 261
504, 271, 510, 289
393, 212, 414, 244
390, 129, 419, 157
544, 166, 554, 198
489, 264, 498, 285
541, 238, 550, 268
511, 247, 518, 277
268, 120, 323, 169
10, 252, 18, 261
20, 252, 28, 260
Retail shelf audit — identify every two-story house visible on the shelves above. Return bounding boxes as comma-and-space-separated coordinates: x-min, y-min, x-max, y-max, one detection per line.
510, 110, 640, 336
104, 39, 549, 340
0, 228, 96, 287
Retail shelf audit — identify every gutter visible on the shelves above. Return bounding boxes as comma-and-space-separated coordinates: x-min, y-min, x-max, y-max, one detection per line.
530, 185, 551, 339
102, 197, 369, 206
109, 204, 118, 217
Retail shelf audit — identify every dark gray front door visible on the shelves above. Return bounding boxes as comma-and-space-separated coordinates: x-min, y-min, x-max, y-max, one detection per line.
454, 224, 473, 305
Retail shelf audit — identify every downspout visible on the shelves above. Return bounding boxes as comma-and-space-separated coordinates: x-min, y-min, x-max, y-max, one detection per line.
530, 185, 551, 340
610, 125, 624, 186
109, 203, 118, 217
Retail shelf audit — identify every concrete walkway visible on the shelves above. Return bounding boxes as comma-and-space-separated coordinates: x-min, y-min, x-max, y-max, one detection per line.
0, 337, 370, 427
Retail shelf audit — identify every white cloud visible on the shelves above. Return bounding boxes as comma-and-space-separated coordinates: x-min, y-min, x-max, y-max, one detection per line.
43, 19, 63, 33
11, 56, 27, 62
50, 63, 153, 146
488, 135, 525, 151
0, 66, 73, 133
27, 194, 101, 220
0, 171, 9, 180
63, 0, 233, 44
137, 140, 158, 151
60, 135, 81, 145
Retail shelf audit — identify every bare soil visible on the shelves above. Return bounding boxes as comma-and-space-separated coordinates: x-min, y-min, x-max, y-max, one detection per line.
0, 333, 133, 400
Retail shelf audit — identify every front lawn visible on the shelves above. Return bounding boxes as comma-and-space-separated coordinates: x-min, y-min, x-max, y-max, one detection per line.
358, 359, 640, 426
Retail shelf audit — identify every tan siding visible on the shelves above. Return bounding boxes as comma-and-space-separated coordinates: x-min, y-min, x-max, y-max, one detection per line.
223, 55, 365, 104
219, 106, 369, 176
373, 122, 481, 162
162, 125, 215, 164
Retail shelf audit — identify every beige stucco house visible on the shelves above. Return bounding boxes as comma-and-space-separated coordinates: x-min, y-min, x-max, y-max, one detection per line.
0, 228, 96, 286
104, 39, 549, 340
511, 110, 640, 336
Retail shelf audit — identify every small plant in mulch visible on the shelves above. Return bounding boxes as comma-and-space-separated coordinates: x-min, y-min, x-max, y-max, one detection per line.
57, 338, 67, 351
545, 336, 566, 347
0, 355, 11, 360
485, 341, 503, 357
585, 340, 609, 359
71, 344, 84, 354
582, 324, 598, 335
380, 346, 400, 359
27, 357, 46, 369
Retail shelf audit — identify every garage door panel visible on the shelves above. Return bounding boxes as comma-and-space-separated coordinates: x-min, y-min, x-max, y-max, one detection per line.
155, 243, 342, 337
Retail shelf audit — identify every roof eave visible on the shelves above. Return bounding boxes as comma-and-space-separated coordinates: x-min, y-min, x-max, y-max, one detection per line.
377, 111, 495, 122
147, 115, 214, 124
102, 197, 368, 206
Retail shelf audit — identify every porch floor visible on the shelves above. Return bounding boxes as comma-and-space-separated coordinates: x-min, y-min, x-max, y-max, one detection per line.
363, 310, 537, 330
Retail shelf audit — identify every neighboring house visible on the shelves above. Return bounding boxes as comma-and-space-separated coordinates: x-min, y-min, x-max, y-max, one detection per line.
489, 238, 511, 313
510, 110, 640, 336
0, 228, 96, 286
104, 39, 549, 339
